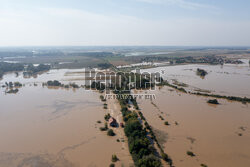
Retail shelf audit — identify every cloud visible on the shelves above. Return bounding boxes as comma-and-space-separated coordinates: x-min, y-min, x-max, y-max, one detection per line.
137, 0, 218, 11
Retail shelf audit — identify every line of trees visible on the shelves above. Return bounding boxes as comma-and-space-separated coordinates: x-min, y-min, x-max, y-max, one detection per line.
0, 62, 24, 78
24, 64, 50, 75
117, 95, 161, 167
0, 62, 51, 78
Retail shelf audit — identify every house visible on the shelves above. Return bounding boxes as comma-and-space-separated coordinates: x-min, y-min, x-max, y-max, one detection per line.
109, 117, 117, 127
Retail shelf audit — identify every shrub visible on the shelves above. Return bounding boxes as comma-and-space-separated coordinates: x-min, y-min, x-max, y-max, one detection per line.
109, 163, 115, 167
161, 152, 169, 160
104, 113, 111, 121
137, 154, 161, 167
104, 103, 108, 109
100, 127, 107, 131
201, 164, 208, 167
100, 122, 108, 131
105, 122, 108, 129
164, 121, 170, 126
47, 80, 61, 86
196, 68, 208, 77
161, 152, 172, 165
159, 115, 164, 120
187, 151, 195, 157
6, 88, 19, 94
111, 154, 119, 162
100, 95, 106, 101
107, 129, 115, 136
207, 99, 219, 104
70, 83, 79, 88
14, 82, 22, 87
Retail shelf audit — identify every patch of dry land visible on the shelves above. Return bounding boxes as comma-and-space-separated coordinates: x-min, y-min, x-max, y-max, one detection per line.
136, 87, 250, 167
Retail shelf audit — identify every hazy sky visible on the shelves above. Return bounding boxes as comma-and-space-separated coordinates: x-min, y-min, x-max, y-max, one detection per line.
0, 0, 250, 46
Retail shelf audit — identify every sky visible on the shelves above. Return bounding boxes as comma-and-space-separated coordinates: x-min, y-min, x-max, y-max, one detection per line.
0, 0, 250, 46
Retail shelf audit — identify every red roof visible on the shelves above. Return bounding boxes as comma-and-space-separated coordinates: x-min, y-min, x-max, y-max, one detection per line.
109, 117, 117, 124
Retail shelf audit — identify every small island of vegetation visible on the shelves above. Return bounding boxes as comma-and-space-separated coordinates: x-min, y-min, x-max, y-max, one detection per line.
107, 129, 115, 136
6, 88, 19, 94
187, 151, 195, 157
24, 64, 50, 76
196, 68, 208, 77
207, 99, 219, 104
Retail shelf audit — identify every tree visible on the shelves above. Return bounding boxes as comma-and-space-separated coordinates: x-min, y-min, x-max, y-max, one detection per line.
109, 163, 115, 167
104, 113, 111, 121
107, 129, 115, 136
207, 99, 219, 104
187, 151, 195, 157
164, 121, 170, 126
137, 154, 161, 167
111, 154, 118, 162
47, 80, 62, 86
196, 68, 208, 77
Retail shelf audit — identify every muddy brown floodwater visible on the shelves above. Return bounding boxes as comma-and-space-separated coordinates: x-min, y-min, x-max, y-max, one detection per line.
0, 70, 132, 167
136, 87, 250, 167
140, 59, 250, 98
1, 63, 250, 167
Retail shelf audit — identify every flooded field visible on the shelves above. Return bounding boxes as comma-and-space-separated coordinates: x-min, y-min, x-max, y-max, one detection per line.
0, 70, 132, 167
0, 61, 250, 167
137, 87, 250, 167
141, 59, 250, 98
0, 69, 87, 86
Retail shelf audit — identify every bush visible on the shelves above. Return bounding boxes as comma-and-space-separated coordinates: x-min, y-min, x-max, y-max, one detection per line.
104, 113, 111, 121
111, 154, 119, 162
100, 95, 106, 102
6, 88, 19, 94
14, 82, 22, 87
109, 163, 115, 167
187, 151, 195, 157
164, 121, 170, 126
124, 119, 142, 137
107, 129, 115, 136
47, 80, 61, 86
161, 152, 172, 165
70, 83, 79, 88
207, 99, 219, 104
161, 152, 169, 161
100, 122, 108, 131
100, 127, 108, 131
137, 154, 161, 167
159, 115, 164, 120
196, 68, 208, 77
104, 103, 108, 109
200, 164, 208, 167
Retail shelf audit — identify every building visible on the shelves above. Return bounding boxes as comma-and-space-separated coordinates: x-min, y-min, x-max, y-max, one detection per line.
109, 117, 117, 127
